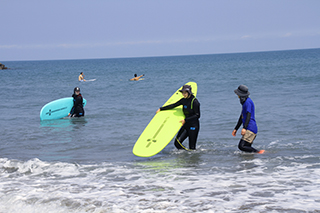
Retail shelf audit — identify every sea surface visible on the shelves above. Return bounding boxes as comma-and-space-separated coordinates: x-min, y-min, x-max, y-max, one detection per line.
1, 48, 320, 212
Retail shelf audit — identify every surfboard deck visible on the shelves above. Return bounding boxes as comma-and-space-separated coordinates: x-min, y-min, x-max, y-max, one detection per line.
133, 82, 197, 157
87, 79, 96, 82
40, 97, 87, 120
129, 78, 144, 81
79, 79, 96, 82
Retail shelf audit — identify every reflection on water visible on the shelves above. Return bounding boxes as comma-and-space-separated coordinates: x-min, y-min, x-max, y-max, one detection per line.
135, 151, 203, 173
136, 159, 176, 173
70, 117, 88, 129
174, 151, 202, 168
38, 117, 88, 161
40, 117, 88, 130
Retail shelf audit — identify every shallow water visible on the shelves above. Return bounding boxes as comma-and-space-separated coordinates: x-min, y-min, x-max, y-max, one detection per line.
1, 49, 320, 212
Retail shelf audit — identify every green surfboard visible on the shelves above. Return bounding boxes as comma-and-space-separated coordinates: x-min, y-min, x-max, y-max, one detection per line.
133, 82, 197, 157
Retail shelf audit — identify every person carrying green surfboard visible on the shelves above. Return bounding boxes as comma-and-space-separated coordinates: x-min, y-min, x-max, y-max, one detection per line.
156, 85, 200, 150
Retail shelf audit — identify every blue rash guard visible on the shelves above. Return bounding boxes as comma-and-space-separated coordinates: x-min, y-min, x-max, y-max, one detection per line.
242, 97, 258, 134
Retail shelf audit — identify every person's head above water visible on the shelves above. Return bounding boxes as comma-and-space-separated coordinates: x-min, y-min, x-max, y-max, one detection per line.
134, 74, 137, 77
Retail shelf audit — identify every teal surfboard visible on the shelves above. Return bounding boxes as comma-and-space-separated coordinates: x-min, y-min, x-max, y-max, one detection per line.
40, 97, 87, 120
133, 82, 197, 157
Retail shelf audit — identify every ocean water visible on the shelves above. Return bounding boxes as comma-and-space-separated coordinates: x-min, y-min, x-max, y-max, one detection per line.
1, 48, 320, 212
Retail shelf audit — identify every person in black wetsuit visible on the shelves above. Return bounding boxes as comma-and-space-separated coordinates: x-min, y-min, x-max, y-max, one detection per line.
156, 85, 200, 150
69, 87, 85, 117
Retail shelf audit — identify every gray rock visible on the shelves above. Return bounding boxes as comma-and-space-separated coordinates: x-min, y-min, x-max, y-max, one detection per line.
0, 63, 8, 70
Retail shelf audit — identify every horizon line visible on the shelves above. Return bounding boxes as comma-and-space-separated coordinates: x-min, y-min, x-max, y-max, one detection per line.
2, 47, 320, 62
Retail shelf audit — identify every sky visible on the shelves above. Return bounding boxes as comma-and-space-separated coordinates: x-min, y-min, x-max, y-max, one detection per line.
1, 0, 320, 61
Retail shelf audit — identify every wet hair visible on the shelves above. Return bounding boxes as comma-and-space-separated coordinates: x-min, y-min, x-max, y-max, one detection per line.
134, 74, 137, 77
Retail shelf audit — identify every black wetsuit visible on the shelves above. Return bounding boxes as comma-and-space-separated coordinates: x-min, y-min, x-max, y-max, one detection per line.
235, 112, 258, 152
160, 94, 200, 150
70, 93, 85, 117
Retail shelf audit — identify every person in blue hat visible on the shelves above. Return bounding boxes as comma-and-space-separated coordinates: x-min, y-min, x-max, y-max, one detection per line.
156, 85, 200, 150
232, 85, 264, 154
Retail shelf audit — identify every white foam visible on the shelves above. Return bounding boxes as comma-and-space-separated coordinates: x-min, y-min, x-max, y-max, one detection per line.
1, 157, 320, 212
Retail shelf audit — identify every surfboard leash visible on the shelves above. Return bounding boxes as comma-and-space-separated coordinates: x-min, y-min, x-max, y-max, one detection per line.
175, 137, 191, 151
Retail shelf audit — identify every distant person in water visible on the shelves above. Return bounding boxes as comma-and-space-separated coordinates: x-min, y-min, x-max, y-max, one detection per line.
232, 85, 264, 154
130, 74, 144, 81
156, 85, 200, 150
78, 72, 86, 82
69, 87, 85, 117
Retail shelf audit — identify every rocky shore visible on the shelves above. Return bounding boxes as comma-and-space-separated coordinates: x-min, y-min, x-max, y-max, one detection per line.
0, 63, 9, 70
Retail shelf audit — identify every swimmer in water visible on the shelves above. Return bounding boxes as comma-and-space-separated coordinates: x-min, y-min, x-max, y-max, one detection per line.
130, 74, 144, 81
78, 72, 86, 82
